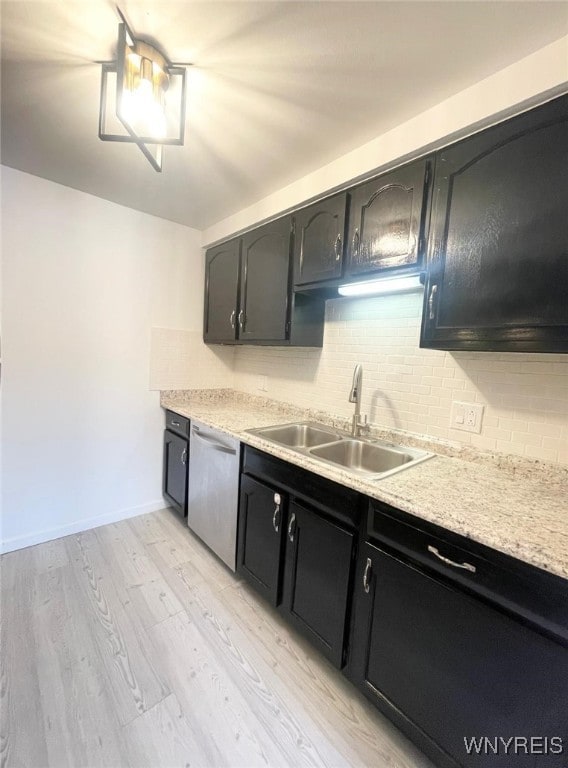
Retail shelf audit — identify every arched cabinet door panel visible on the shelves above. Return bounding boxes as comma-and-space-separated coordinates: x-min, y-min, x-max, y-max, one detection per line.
203, 239, 241, 343
346, 158, 431, 278
421, 93, 568, 352
240, 217, 292, 342
294, 192, 348, 286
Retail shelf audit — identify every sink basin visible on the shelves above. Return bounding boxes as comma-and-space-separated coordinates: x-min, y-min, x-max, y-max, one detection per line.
248, 422, 344, 449
246, 421, 433, 480
309, 439, 416, 474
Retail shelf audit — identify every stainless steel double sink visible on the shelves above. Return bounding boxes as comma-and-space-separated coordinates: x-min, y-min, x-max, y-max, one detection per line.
246, 422, 433, 480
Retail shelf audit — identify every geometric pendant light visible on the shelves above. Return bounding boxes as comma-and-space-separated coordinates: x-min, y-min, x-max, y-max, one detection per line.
98, 10, 187, 172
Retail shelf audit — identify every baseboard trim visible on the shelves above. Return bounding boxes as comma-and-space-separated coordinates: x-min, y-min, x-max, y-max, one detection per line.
0, 500, 171, 554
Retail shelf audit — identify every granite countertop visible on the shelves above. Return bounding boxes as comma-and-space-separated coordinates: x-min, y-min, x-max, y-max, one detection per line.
161, 389, 568, 581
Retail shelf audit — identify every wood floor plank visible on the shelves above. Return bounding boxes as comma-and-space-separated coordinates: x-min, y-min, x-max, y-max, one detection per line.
143, 509, 240, 590
122, 692, 213, 768
32, 565, 128, 767
0, 549, 49, 768
66, 531, 171, 726
94, 520, 185, 626
150, 611, 291, 768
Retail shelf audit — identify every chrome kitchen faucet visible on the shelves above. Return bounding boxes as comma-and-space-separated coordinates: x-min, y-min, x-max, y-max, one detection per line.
349, 364, 370, 437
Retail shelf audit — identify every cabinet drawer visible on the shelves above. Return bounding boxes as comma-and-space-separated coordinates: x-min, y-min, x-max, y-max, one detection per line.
368, 500, 568, 644
165, 410, 190, 438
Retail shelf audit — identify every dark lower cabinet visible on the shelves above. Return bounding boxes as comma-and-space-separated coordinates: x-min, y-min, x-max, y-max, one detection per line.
350, 541, 568, 768
163, 429, 188, 517
421, 93, 568, 352
238, 446, 360, 668
282, 500, 354, 667
237, 474, 286, 606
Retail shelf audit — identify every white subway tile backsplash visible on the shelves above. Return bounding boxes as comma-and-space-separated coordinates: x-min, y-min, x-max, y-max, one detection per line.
232, 293, 568, 465
150, 327, 234, 391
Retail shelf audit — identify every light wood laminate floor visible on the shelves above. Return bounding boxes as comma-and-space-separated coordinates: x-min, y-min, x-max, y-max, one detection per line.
1, 508, 434, 768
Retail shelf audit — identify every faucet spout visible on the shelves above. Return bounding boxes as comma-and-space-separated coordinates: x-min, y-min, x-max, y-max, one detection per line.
349, 364, 362, 405
349, 364, 368, 437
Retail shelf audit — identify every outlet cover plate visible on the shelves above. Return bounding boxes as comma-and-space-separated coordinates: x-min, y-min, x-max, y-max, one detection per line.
450, 401, 484, 434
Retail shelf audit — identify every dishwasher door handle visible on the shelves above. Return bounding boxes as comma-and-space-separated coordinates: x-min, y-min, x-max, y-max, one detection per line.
191, 427, 237, 455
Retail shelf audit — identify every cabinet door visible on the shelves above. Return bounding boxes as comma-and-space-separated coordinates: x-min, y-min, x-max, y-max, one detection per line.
421, 94, 568, 352
351, 542, 568, 768
282, 500, 354, 667
240, 217, 292, 342
203, 239, 240, 343
346, 158, 430, 278
237, 475, 286, 606
293, 193, 347, 286
163, 430, 188, 516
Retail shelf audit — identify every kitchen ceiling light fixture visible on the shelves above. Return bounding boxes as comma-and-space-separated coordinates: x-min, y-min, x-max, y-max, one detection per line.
337, 273, 424, 297
98, 9, 188, 172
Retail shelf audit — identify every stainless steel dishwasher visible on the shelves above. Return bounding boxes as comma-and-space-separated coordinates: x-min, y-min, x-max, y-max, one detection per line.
187, 419, 240, 571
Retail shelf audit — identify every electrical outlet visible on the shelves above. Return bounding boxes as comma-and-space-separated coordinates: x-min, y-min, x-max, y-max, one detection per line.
450, 401, 484, 434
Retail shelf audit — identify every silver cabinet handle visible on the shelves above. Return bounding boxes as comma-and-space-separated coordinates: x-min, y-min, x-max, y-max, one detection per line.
352, 228, 360, 257
238, 310, 245, 330
181, 448, 187, 465
427, 545, 476, 573
230, 310, 236, 329
335, 233, 342, 261
191, 427, 237, 455
288, 512, 296, 543
273, 492, 281, 533
428, 285, 438, 320
171, 419, 180, 427
363, 557, 372, 593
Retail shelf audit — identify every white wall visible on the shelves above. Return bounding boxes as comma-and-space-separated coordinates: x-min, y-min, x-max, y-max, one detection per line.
234, 294, 568, 466
0, 167, 206, 552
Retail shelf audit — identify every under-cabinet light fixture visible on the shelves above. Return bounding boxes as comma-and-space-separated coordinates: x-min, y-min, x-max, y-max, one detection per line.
337, 273, 423, 297
98, 9, 188, 172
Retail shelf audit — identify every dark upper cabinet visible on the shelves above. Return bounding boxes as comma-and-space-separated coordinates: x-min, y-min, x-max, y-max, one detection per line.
345, 158, 431, 279
203, 238, 240, 343
237, 474, 286, 606
163, 429, 188, 517
350, 541, 568, 768
240, 217, 292, 342
282, 500, 354, 668
203, 216, 324, 346
421, 94, 568, 352
293, 192, 348, 286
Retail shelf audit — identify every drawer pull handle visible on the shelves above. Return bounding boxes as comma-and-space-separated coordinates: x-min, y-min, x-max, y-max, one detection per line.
171, 420, 181, 427
427, 545, 476, 573
230, 310, 236, 329
181, 448, 187, 465
363, 557, 372, 593
288, 512, 296, 543
273, 492, 281, 533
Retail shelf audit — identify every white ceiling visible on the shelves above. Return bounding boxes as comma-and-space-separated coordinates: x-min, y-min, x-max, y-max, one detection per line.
2, 1, 567, 230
